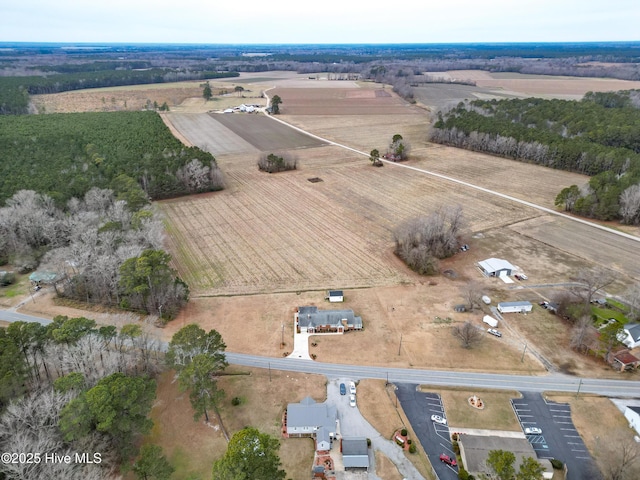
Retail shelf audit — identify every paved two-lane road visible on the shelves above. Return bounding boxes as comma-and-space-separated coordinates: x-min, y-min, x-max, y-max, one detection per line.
4, 311, 640, 398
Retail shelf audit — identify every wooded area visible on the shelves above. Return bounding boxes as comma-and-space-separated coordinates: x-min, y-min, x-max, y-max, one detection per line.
0, 111, 224, 204
0, 70, 238, 115
430, 90, 640, 222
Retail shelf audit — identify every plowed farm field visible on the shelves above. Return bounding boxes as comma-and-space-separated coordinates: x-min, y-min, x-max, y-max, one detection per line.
160, 80, 640, 298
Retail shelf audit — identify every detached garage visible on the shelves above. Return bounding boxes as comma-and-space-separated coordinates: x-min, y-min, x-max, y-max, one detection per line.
497, 301, 533, 313
478, 258, 515, 277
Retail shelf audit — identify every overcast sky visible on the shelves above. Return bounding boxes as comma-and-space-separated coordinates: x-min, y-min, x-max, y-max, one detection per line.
2, 0, 639, 44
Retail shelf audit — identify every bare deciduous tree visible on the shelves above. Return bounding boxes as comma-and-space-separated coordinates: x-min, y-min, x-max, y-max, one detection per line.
0, 389, 114, 480
394, 206, 465, 275
570, 316, 599, 353
597, 430, 640, 480
571, 267, 616, 306
461, 281, 483, 311
620, 184, 640, 225
452, 321, 483, 349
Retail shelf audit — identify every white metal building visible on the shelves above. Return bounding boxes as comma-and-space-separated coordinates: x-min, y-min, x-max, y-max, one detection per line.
478, 258, 515, 277
497, 301, 533, 313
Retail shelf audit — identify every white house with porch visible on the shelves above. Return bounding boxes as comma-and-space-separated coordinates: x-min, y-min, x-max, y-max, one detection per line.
286, 396, 337, 452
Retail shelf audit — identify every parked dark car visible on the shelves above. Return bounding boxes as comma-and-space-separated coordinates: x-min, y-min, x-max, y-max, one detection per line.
339, 383, 346, 395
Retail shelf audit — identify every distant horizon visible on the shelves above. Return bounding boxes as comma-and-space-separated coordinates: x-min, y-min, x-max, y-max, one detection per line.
2, 40, 640, 46
3, 0, 638, 45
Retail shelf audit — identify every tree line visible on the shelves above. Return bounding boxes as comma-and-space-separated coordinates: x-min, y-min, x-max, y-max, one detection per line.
0, 111, 224, 205
0, 71, 239, 115
0, 317, 286, 480
429, 91, 640, 223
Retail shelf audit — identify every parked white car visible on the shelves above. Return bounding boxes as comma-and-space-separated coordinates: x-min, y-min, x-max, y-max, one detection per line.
524, 427, 542, 435
349, 395, 357, 407
431, 414, 447, 425
349, 381, 356, 395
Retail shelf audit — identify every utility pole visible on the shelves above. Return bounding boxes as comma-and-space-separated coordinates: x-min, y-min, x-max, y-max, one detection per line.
521, 342, 527, 363
398, 334, 403, 356
576, 378, 583, 398
281, 323, 284, 347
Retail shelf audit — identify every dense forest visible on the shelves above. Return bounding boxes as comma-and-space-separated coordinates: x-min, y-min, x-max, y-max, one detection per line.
0, 111, 224, 204
430, 90, 640, 222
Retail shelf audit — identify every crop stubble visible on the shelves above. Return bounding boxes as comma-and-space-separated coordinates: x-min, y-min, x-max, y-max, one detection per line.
161, 82, 640, 297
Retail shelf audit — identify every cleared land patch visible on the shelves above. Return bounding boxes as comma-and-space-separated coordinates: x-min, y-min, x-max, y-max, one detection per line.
159, 141, 543, 296
210, 113, 328, 151
509, 215, 640, 281
165, 112, 259, 155
270, 87, 420, 115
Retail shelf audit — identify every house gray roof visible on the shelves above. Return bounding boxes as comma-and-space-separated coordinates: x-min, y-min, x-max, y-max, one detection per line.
328, 290, 343, 296
287, 396, 336, 430
342, 437, 368, 456
478, 258, 514, 273
317, 427, 331, 445
342, 437, 369, 468
625, 323, 640, 341
298, 306, 362, 329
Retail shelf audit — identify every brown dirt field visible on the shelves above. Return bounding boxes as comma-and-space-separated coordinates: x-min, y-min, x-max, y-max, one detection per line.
445, 70, 640, 97
146, 366, 325, 480
210, 113, 327, 151
270, 86, 421, 116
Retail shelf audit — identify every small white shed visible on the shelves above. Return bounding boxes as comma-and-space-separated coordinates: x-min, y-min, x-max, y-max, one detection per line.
327, 290, 344, 303
497, 301, 533, 314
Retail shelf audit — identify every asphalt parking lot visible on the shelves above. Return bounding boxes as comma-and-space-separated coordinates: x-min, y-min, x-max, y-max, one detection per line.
395, 384, 459, 480
512, 392, 601, 480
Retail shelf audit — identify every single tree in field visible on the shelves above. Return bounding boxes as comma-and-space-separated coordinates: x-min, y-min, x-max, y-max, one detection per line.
211, 427, 286, 480
270, 95, 282, 114
234, 85, 245, 97
202, 81, 212, 101
178, 353, 225, 426
389, 133, 410, 161
167, 324, 228, 436
369, 149, 382, 167
132, 444, 174, 480
461, 281, 483, 311
452, 321, 482, 349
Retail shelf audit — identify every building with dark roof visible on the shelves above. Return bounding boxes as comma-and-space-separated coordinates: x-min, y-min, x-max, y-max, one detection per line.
296, 306, 363, 334
341, 437, 369, 469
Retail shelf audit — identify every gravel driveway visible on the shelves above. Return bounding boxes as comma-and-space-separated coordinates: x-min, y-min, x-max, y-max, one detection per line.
326, 376, 425, 480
